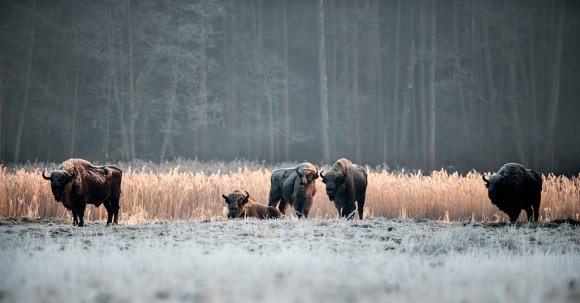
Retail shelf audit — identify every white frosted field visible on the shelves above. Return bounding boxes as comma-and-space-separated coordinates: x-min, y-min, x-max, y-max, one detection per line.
0, 218, 579, 303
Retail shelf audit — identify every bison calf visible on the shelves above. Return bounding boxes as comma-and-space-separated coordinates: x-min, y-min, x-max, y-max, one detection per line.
321, 158, 368, 220
222, 190, 283, 219
42, 158, 122, 227
483, 163, 542, 223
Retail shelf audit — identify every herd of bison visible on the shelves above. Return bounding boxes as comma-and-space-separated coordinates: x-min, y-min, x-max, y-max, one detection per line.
41, 158, 543, 227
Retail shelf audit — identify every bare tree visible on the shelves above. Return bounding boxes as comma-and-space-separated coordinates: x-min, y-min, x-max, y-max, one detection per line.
69, 1, 80, 157
427, 0, 437, 170
391, 0, 402, 165
14, 0, 35, 163
318, 0, 330, 162
543, 2, 565, 170
282, 0, 290, 161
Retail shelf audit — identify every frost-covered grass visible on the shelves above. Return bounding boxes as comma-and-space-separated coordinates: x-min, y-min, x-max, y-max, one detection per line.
1, 218, 579, 303
1, 160, 579, 222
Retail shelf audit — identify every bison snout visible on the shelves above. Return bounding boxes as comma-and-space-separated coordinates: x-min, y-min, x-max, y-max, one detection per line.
326, 190, 335, 200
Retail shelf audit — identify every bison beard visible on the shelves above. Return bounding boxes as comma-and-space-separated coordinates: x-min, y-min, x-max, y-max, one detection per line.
483, 163, 542, 223
321, 158, 368, 220
268, 163, 319, 218
222, 190, 283, 219
42, 158, 122, 227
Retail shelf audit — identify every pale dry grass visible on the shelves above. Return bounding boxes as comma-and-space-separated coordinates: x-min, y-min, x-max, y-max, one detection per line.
0, 161, 578, 222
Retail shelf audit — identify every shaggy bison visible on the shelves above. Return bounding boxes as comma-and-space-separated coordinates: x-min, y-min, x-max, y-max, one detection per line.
483, 163, 542, 223
268, 162, 319, 218
42, 158, 122, 226
320, 158, 368, 220
222, 190, 283, 219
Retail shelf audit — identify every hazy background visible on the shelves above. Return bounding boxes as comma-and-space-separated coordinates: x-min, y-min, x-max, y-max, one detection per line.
0, 0, 578, 174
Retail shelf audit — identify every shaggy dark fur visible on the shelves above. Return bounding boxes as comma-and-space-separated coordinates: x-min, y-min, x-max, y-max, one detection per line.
222, 190, 283, 219
483, 163, 542, 223
268, 162, 319, 218
320, 158, 368, 220
42, 158, 122, 226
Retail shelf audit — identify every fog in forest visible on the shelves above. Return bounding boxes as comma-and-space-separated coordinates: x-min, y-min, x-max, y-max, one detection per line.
0, 0, 578, 174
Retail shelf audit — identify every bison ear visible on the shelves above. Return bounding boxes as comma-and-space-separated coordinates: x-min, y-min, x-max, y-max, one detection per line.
242, 191, 250, 204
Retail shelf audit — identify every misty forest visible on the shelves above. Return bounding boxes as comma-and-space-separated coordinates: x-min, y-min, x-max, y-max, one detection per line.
0, 0, 579, 174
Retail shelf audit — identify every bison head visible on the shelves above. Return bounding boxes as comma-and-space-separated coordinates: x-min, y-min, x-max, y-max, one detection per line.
222, 190, 250, 219
483, 174, 506, 206
42, 170, 74, 202
320, 170, 345, 201
295, 166, 319, 192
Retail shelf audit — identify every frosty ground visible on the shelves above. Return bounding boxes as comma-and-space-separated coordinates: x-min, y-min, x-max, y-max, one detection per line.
0, 218, 579, 303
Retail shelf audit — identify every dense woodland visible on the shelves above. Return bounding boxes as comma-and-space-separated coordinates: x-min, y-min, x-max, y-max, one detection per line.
0, 0, 578, 173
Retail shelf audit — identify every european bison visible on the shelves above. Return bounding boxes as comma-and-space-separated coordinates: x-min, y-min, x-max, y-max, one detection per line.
320, 158, 368, 220
42, 158, 122, 226
268, 162, 319, 218
483, 163, 542, 223
222, 190, 283, 219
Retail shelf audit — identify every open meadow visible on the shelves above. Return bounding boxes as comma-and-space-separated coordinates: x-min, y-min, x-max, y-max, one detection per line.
0, 217, 579, 303
1, 160, 579, 303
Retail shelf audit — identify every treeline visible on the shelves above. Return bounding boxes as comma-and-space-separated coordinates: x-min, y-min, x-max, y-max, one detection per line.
0, 0, 578, 173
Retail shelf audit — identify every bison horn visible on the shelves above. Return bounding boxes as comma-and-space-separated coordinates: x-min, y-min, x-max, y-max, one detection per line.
313, 167, 319, 179
295, 167, 302, 176
244, 190, 250, 199
42, 170, 51, 180
482, 175, 489, 183
320, 170, 325, 178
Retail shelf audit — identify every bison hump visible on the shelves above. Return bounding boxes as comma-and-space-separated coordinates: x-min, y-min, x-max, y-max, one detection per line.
497, 163, 527, 187
331, 158, 353, 173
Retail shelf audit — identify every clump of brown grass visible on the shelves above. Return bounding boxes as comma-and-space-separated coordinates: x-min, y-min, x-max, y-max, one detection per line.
0, 162, 578, 223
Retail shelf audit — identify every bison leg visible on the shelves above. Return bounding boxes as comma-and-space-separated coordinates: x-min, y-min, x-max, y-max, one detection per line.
104, 202, 114, 226
268, 188, 281, 208
77, 203, 87, 227
278, 199, 289, 215
357, 197, 366, 220
533, 194, 541, 222
72, 210, 79, 226
109, 194, 121, 225
296, 209, 308, 219
508, 210, 520, 224
342, 205, 355, 220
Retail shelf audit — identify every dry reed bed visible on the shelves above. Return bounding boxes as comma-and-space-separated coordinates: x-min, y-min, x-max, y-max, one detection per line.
0, 163, 578, 222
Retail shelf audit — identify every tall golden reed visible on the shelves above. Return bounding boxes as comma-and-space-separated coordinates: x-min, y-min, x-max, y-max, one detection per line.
0, 162, 578, 222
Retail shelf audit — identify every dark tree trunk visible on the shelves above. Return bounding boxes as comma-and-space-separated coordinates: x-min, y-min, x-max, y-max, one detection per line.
14, 0, 35, 163
318, 0, 330, 162
543, 3, 565, 170
427, 0, 437, 171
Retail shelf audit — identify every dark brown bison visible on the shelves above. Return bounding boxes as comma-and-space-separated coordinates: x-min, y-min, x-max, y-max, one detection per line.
320, 158, 368, 220
222, 190, 283, 219
483, 163, 542, 223
42, 158, 122, 227
268, 162, 319, 218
